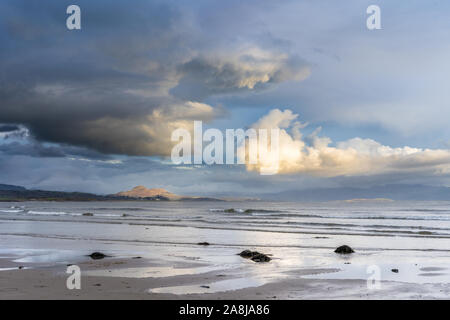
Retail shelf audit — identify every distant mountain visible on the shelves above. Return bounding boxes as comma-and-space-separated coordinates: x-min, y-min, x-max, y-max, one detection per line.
0, 183, 116, 201
0, 184, 26, 191
0, 188, 111, 201
114, 186, 182, 200
113, 186, 222, 201
3, 183, 447, 202
267, 184, 450, 201
0, 184, 222, 201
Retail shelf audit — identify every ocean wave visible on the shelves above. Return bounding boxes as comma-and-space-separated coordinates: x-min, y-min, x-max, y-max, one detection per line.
259, 213, 450, 221
79, 207, 146, 211
25, 210, 128, 217
95, 213, 123, 217
209, 208, 283, 214
27, 210, 71, 216
209, 208, 244, 213
0, 209, 24, 213
395, 209, 450, 213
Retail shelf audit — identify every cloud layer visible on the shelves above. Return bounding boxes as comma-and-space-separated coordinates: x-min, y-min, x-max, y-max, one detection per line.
172, 47, 310, 100
0, 0, 309, 157
1, 0, 450, 195
245, 109, 450, 177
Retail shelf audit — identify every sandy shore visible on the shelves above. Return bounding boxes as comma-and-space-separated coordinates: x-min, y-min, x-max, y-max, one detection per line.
1, 201, 450, 299
1, 256, 449, 300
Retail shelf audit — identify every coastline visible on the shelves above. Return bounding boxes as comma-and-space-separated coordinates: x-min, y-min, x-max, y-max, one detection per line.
1, 256, 449, 299
1, 200, 450, 299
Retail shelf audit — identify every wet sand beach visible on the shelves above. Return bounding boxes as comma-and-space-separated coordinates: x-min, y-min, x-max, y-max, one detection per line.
1, 256, 449, 299
0, 200, 450, 299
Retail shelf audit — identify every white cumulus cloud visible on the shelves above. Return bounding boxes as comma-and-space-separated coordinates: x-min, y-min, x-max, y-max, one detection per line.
243, 109, 450, 177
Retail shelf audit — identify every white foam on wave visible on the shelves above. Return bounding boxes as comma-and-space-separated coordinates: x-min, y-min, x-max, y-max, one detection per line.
209, 208, 245, 213
27, 210, 72, 216
24, 210, 125, 218
95, 213, 122, 217
0, 209, 23, 213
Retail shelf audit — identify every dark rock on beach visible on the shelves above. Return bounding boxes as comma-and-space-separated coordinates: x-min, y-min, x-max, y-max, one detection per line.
251, 253, 271, 262
334, 245, 354, 254
197, 242, 210, 246
239, 250, 255, 258
238, 250, 271, 262
88, 252, 109, 260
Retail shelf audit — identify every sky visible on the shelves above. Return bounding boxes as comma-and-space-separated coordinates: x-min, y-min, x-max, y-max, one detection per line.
1, 0, 450, 197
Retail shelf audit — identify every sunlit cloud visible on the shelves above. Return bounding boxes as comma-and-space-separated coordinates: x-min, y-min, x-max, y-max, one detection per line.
244, 109, 450, 177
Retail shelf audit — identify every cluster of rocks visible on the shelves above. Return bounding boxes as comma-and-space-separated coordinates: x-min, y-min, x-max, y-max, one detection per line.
234, 245, 358, 264
86, 244, 404, 279
239, 250, 271, 262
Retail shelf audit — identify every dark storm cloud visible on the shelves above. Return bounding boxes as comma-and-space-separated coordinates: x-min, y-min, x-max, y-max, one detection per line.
171, 54, 310, 100
0, 0, 310, 157
0, 137, 114, 159
0, 125, 20, 133
0, 141, 66, 158
0, 0, 198, 156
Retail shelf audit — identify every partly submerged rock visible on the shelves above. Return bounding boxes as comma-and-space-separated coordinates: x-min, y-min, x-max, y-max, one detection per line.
82, 212, 94, 216
334, 245, 354, 254
251, 253, 271, 262
238, 250, 271, 262
88, 252, 109, 260
391, 268, 399, 273
239, 250, 255, 258
197, 242, 210, 246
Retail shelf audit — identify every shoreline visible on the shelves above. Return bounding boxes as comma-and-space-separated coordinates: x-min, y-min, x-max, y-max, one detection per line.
1, 200, 449, 299
1, 256, 449, 299
0, 248, 449, 300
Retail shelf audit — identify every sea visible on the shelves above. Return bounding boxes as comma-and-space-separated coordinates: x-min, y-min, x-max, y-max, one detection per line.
0, 200, 449, 295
